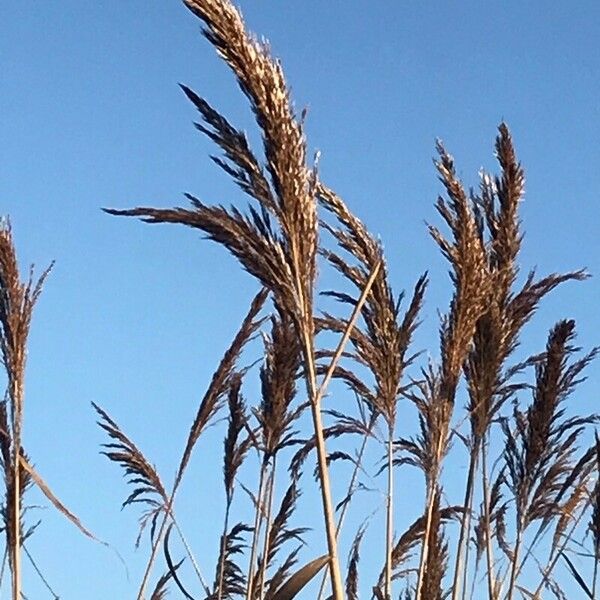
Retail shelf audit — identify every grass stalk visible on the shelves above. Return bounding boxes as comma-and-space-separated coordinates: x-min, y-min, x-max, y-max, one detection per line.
0, 546, 6, 589
216, 501, 232, 600
135, 493, 210, 600
23, 544, 59, 599
10, 379, 22, 600
300, 260, 381, 600
450, 446, 478, 600
170, 514, 210, 596
257, 459, 276, 600
532, 499, 589, 597
506, 525, 523, 600
460, 465, 476, 600
136, 492, 176, 600
246, 460, 268, 600
481, 439, 496, 600
385, 423, 394, 599
299, 328, 344, 599
316, 412, 377, 600
593, 556, 598, 600
416, 424, 448, 600
416, 483, 435, 600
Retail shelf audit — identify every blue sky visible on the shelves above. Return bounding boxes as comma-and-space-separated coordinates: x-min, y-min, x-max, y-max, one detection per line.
1, 1, 599, 598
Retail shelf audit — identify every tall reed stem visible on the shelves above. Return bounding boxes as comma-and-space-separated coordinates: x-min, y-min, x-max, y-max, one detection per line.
416, 483, 435, 600
316, 412, 377, 600
246, 460, 268, 600
506, 525, 523, 600
593, 556, 598, 599
171, 514, 210, 595
416, 424, 447, 600
481, 440, 496, 600
451, 447, 478, 600
217, 500, 232, 600
299, 261, 381, 600
10, 378, 22, 600
300, 329, 344, 599
532, 499, 589, 598
258, 459, 276, 600
385, 423, 394, 599
461, 470, 477, 600
136, 490, 178, 600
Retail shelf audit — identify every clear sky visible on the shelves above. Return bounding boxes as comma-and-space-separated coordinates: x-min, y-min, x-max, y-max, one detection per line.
1, 2, 599, 598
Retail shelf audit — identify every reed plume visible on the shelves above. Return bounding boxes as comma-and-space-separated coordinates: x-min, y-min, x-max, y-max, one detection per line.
397, 138, 492, 600
246, 312, 303, 600
89, 3, 598, 599
318, 183, 427, 599
93, 402, 169, 547
0, 219, 52, 600
503, 319, 598, 599
449, 124, 587, 600
105, 0, 351, 592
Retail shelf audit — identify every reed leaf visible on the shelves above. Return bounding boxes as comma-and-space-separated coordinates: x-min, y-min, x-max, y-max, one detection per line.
269, 555, 328, 600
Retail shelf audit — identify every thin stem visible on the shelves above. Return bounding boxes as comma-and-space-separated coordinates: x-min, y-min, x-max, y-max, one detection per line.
385, 422, 394, 599
0, 545, 7, 589
10, 378, 22, 600
451, 446, 478, 600
316, 412, 377, 600
299, 260, 381, 600
137, 485, 208, 599
416, 423, 448, 600
460, 467, 476, 600
416, 483, 435, 600
288, 216, 344, 598
173, 514, 210, 595
506, 525, 522, 600
136, 492, 173, 599
593, 553, 598, 600
481, 440, 496, 600
246, 460, 268, 600
301, 340, 344, 600
216, 500, 232, 600
532, 498, 590, 598
140, 484, 224, 600
468, 558, 477, 600
258, 458, 276, 600
23, 544, 59, 599
515, 515, 551, 579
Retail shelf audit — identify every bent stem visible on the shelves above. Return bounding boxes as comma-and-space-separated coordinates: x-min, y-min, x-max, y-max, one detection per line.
137, 489, 210, 600
137, 493, 172, 599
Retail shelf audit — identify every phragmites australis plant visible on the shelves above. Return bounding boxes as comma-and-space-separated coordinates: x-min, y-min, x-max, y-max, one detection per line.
2, 0, 598, 599
0, 222, 102, 600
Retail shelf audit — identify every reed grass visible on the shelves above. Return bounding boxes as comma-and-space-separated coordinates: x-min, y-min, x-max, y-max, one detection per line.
0, 220, 102, 599
101, 1, 599, 597
2, 1, 598, 599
